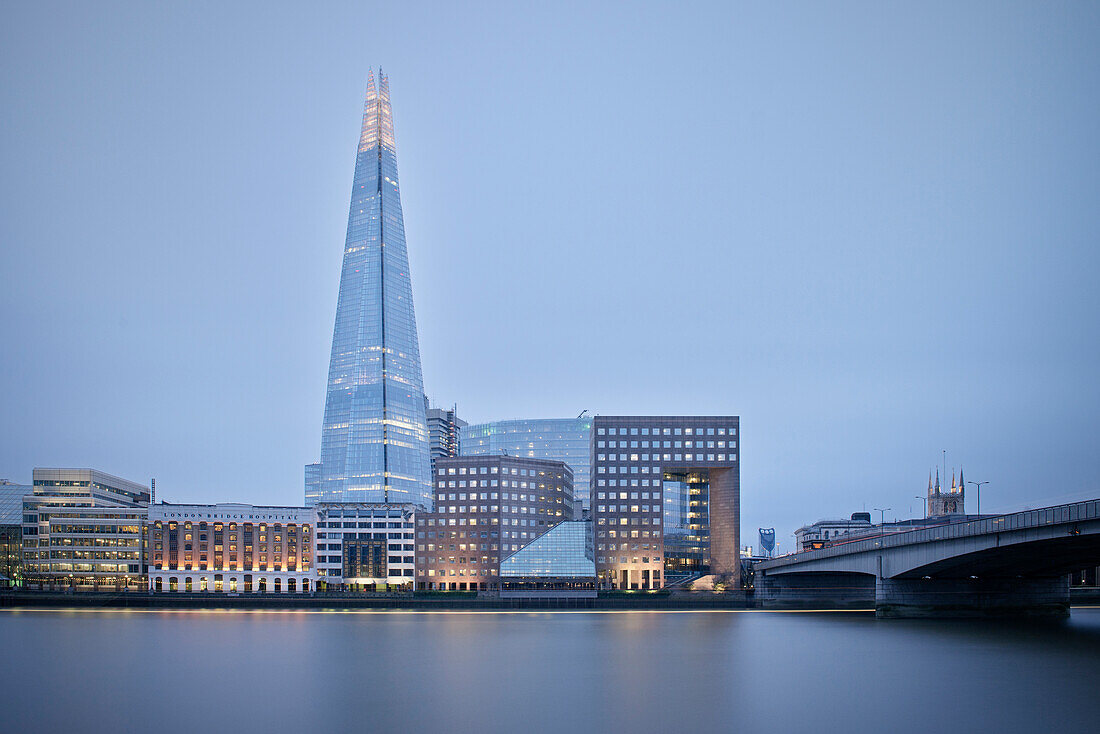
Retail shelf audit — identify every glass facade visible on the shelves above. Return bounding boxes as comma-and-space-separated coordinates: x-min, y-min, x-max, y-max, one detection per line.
310, 69, 432, 507
0, 482, 31, 524
460, 418, 592, 511
499, 521, 595, 578
662, 470, 711, 574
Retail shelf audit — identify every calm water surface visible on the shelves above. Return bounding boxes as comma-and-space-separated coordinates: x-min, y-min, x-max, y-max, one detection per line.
2, 607, 1098, 733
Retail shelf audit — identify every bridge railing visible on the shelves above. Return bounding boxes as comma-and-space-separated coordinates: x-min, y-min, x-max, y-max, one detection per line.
760, 498, 1099, 569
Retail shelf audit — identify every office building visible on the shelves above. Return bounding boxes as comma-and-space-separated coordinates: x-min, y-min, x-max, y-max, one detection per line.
591, 416, 740, 590
148, 503, 314, 593
21, 468, 150, 591
416, 455, 573, 591
427, 403, 466, 477
0, 480, 30, 584
314, 503, 416, 590
460, 417, 592, 511
306, 68, 432, 507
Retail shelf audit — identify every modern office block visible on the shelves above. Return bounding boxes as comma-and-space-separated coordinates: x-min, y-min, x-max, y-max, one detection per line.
416, 455, 573, 591
591, 416, 740, 590
306, 69, 432, 507
313, 503, 417, 590
460, 417, 592, 511
147, 503, 314, 593
427, 403, 466, 478
21, 468, 151, 591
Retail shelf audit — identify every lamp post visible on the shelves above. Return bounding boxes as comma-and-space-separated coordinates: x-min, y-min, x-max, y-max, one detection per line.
968, 480, 989, 517
915, 496, 926, 520
873, 508, 891, 540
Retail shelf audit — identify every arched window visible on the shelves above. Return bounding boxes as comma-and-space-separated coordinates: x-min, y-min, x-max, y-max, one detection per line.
274, 578, 282, 593
288, 578, 296, 592
200, 577, 208, 592
230, 577, 237, 592
185, 577, 193, 593
258, 577, 267, 593
155, 577, 162, 592
169, 577, 178, 592
302, 579, 310, 593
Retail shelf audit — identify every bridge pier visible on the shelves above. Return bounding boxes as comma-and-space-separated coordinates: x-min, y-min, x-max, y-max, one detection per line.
875, 576, 1070, 619
756, 572, 875, 609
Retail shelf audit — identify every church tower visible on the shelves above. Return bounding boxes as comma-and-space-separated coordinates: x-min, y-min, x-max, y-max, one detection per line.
928, 467, 966, 517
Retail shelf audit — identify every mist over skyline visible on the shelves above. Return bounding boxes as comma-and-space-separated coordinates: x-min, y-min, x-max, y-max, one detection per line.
2, 2, 1098, 548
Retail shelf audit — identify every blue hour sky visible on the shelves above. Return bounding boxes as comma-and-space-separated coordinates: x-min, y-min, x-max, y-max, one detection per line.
2, 2, 1098, 548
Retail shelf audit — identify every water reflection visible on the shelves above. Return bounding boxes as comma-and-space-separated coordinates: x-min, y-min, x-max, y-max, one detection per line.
1, 608, 1097, 734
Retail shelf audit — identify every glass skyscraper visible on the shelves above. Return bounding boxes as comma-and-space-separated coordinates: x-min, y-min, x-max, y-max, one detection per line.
306, 69, 432, 507
459, 417, 593, 510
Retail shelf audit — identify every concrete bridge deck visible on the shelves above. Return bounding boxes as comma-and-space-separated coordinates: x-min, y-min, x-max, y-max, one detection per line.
755, 498, 1100, 617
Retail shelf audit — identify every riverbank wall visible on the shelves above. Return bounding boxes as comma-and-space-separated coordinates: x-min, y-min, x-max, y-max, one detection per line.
0, 590, 757, 611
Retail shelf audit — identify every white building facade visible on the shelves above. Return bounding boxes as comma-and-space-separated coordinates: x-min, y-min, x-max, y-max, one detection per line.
314, 503, 417, 590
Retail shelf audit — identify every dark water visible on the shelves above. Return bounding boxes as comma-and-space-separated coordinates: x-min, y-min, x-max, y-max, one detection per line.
2, 607, 1098, 734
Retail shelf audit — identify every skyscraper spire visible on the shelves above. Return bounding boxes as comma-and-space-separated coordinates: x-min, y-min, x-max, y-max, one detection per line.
306, 69, 432, 507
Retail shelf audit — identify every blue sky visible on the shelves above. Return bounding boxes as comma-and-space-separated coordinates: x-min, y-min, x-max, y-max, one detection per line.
2, 2, 1098, 548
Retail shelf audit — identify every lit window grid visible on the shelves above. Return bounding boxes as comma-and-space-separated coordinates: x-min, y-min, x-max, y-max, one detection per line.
416, 455, 574, 588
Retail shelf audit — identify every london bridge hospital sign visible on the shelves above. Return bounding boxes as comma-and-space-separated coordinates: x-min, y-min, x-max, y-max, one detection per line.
154, 509, 312, 523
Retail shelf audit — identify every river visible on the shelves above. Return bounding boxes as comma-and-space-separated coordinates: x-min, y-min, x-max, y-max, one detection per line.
2, 607, 1098, 733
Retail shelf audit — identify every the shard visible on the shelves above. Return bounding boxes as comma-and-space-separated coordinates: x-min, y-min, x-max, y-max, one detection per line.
306, 69, 432, 507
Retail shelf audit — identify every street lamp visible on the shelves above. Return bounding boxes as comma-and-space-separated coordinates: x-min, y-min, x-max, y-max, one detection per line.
915, 496, 926, 520
968, 480, 990, 517
873, 508, 891, 536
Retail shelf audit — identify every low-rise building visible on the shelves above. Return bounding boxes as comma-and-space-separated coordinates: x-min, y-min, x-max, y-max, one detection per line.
794, 512, 874, 551
21, 468, 150, 591
314, 503, 417, 590
417, 455, 573, 591
147, 503, 314, 593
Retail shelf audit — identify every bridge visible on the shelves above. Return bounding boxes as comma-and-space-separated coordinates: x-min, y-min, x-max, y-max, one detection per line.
754, 498, 1100, 617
